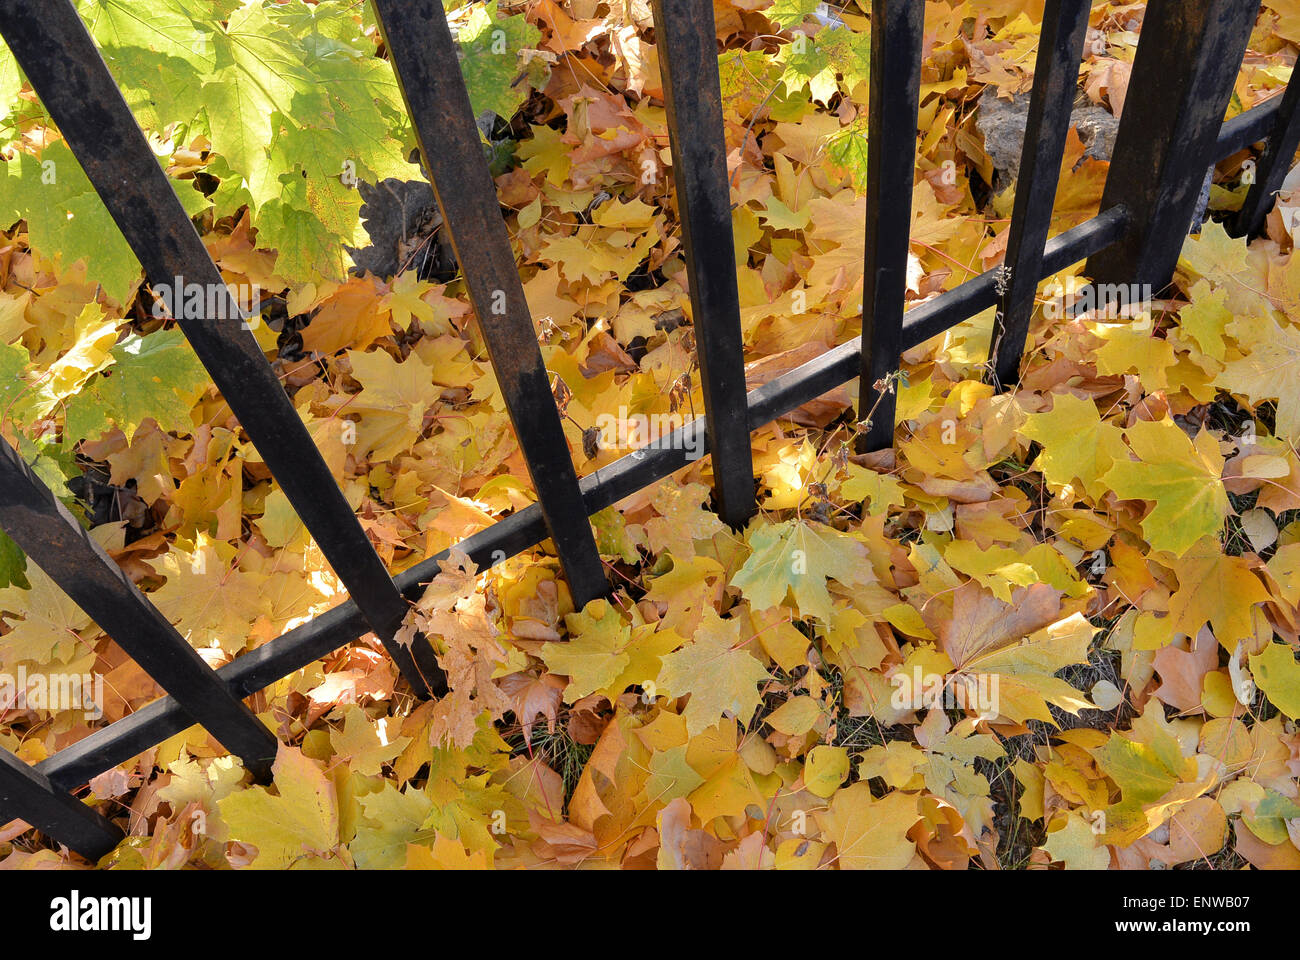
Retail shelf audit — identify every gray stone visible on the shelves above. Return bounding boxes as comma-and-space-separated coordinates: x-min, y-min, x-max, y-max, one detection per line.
974, 91, 1120, 191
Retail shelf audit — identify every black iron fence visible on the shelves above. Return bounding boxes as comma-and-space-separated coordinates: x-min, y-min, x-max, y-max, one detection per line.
0, 0, 1292, 860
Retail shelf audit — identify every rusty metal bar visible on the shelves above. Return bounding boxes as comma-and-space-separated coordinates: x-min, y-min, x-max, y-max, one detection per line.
371, 0, 609, 607
650, 0, 756, 528
1231, 69, 1300, 238
988, 0, 1092, 388
858, 0, 925, 452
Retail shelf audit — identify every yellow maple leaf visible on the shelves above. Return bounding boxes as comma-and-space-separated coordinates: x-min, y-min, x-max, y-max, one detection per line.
300, 277, 393, 355
0, 560, 96, 668
219, 745, 341, 869
815, 784, 920, 869
732, 517, 875, 622
1021, 392, 1126, 499
1167, 543, 1270, 649
655, 609, 769, 736
1219, 310, 1300, 444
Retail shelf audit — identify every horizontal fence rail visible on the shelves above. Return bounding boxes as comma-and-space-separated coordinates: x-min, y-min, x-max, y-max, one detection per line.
0, 0, 1295, 860
0, 749, 124, 860
29, 203, 1132, 802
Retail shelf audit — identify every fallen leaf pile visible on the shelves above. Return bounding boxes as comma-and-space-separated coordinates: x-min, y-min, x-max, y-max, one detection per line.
1, 0, 1300, 870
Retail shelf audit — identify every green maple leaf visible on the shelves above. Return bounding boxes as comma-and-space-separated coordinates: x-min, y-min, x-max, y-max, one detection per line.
0, 529, 27, 592
817, 25, 871, 93
777, 33, 833, 101
732, 517, 875, 622
272, 0, 370, 51
204, 5, 317, 202
0, 142, 141, 303
0, 39, 24, 115
456, 1, 543, 120
591, 506, 642, 564
1095, 734, 1185, 806
265, 171, 367, 281
1087, 705, 1205, 844
75, 1, 415, 285
77, 0, 222, 128
204, 5, 413, 280
655, 610, 769, 736
768, 0, 822, 29
0, 340, 29, 422
1243, 789, 1300, 844
64, 329, 210, 443
351, 782, 434, 869
540, 598, 631, 701
827, 117, 869, 192
1099, 418, 1229, 558
719, 49, 776, 105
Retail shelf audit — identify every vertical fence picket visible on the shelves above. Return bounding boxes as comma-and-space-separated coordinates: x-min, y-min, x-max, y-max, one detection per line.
0, 441, 279, 777
649, 0, 756, 528
1230, 71, 1300, 239
988, 0, 1092, 389
1084, 0, 1259, 294
858, 0, 926, 453
0, 748, 123, 861
0, 0, 445, 699
371, 0, 608, 609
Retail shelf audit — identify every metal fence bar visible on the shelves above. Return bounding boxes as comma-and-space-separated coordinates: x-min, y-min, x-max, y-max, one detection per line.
1084, 0, 1259, 293
1220, 92, 1286, 156
372, 0, 608, 608
988, 0, 1092, 389
0, 747, 123, 860
0, 441, 278, 777
858, 0, 926, 452
0, 0, 444, 699
649, 0, 756, 528
1231, 69, 1300, 238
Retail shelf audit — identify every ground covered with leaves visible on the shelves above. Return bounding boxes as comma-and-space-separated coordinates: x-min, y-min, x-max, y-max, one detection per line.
3, 0, 1300, 870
